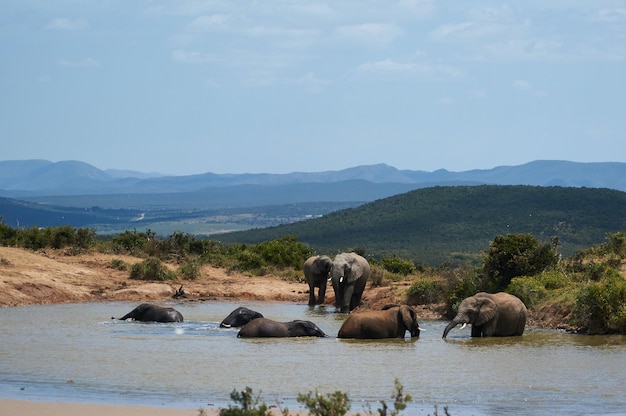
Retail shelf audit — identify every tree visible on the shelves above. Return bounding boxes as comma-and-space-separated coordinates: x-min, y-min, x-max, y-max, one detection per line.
482, 233, 559, 291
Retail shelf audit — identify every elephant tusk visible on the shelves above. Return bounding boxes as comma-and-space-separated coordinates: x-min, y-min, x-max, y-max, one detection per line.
339, 277, 344, 283
418, 327, 425, 331
460, 323, 467, 330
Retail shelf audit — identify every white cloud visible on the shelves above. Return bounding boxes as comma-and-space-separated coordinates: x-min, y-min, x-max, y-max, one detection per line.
335, 23, 404, 46
354, 58, 460, 79
45, 18, 89, 30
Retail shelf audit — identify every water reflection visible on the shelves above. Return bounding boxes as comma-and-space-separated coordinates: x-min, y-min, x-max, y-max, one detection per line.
1, 301, 625, 416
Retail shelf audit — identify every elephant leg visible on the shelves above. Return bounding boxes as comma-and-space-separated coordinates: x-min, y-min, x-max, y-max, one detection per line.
342, 285, 355, 313
334, 282, 344, 309
308, 284, 317, 306
471, 325, 482, 337
317, 281, 327, 305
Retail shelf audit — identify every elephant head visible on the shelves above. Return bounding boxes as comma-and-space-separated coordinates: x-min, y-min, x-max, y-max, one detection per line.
443, 292, 527, 338
220, 307, 264, 328
331, 252, 371, 313
118, 303, 183, 323
303, 255, 333, 306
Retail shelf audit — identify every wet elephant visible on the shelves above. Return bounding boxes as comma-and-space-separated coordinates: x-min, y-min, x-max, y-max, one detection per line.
303, 255, 333, 306
220, 307, 264, 328
237, 318, 326, 338
331, 252, 371, 313
337, 305, 421, 339
118, 303, 183, 323
442, 292, 527, 338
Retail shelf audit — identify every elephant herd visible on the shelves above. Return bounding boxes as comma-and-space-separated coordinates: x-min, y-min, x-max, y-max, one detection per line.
115, 251, 528, 339
116, 291, 528, 340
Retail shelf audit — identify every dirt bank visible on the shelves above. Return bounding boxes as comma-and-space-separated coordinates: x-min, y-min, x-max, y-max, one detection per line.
0, 247, 444, 318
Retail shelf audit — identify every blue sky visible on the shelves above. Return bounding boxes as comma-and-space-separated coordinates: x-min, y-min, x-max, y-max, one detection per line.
1, 1, 625, 175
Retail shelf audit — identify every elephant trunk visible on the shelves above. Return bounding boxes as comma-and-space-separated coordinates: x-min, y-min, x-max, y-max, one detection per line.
442, 321, 457, 338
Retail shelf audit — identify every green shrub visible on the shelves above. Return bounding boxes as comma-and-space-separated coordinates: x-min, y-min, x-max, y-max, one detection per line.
111, 229, 154, 256
371, 379, 413, 416
130, 257, 175, 281
110, 259, 128, 271
179, 259, 201, 280
406, 278, 447, 304
218, 387, 277, 416
251, 236, 312, 270
536, 270, 569, 290
380, 256, 416, 276
296, 390, 351, 416
482, 233, 559, 290
572, 274, 626, 334
446, 273, 484, 317
506, 276, 546, 308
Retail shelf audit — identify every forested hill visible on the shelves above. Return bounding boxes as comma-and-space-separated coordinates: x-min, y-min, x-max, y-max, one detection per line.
216, 185, 626, 265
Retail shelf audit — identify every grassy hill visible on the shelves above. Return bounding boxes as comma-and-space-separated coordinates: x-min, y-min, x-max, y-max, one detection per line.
216, 185, 626, 265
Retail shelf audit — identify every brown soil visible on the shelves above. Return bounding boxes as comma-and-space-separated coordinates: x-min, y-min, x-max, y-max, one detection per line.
0, 247, 444, 319
0, 247, 571, 328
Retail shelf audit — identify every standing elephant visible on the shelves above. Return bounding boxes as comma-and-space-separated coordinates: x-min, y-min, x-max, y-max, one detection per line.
331, 252, 371, 313
237, 318, 326, 338
118, 303, 183, 323
442, 292, 527, 338
220, 307, 264, 328
303, 255, 333, 306
337, 305, 421, 339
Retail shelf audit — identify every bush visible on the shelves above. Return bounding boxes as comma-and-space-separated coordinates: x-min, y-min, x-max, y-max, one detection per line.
297, 390, 351, 416
218, 387, 277, 416
179, 259, 201, 280
446, 273, 483, 317
369, 266, 385, 287
482, 233, 559, 291
380, 256, 416, 276
130, 257, 175, 281
536, 270, 569, 290
572, 274, 626, 334
506, 276, 546, 308
110, 259, 128, 271
406, 278, 447, 304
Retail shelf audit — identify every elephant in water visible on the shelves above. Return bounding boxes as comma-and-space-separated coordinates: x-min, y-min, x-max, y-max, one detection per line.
237, 318, 326, 338
117, 303, 183, 323
337, 305, 421, 339
331, 252, 371, 313
220, 307, 264, 328
303, 255, 333, 306
442, 292, 527, 338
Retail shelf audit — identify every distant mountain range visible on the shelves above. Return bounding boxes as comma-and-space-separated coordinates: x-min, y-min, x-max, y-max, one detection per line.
1, 159, 626, 198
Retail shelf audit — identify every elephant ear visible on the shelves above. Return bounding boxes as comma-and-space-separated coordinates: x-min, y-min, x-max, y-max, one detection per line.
346, 260, 363, 283
398, 305, 415, 329
475, 297, 498, 326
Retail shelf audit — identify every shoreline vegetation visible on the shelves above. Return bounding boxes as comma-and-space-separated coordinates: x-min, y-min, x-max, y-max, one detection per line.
1, 224, 626, 415
2, 225, 626, 333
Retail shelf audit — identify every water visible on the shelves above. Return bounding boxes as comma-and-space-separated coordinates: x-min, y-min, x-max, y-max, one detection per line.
1, 301, 626, 415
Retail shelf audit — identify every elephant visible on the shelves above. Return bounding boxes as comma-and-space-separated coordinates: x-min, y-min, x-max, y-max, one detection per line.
442, 292, 527, 338
303, 255, 333, 306
237, 318, 326, 338
331, 252, 371, 313
337, 304, 421, 339
118, 303, 183, 323
220, 307, 264, 328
